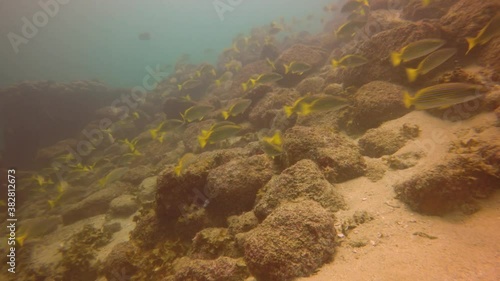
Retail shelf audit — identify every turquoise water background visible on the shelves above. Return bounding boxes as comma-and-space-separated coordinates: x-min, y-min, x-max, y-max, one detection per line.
1, 0, 334, 89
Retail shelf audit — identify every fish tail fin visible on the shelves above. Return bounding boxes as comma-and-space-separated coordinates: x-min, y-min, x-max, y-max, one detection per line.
222, 111, 230, 120
465, 37, 476, 55
98, 178, 106, 187
177, 84, 182, 91
149, 129, 158, 140
284, 64, 290, 74
250, 79, 257, 87
180, 112, 186, 123
198, 135, 208, 148
405, 68, 419, 83
390, 51, 402, 66
242, 82, 248, 91
48, 200, 56, 209
331, 59, 339, 68
403, 91, 413, 109
174, 165, 181, 176
215, 80, 221, 87
284, 106, 294, 118
302, 103, 312, 116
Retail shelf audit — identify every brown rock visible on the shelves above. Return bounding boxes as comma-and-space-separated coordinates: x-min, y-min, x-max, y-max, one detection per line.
394, 154, 499, 215
243, 200, 336, 281
284, 126, 366, 182
254, 159, 346, 220
205, 155, 274, 216
339, 81, 411, 133
358, 123, 420, 158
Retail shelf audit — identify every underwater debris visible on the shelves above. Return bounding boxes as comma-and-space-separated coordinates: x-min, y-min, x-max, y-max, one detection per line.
405, 48, 457, 82
331, 54, 368, 68
403, 83, 485, 110
390, 38, 445, 66
466, 13, 500, 54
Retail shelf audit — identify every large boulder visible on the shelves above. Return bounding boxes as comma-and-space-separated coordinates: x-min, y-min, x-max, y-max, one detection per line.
283, 126, 366, 182
254, 159, 346, 220
172, 256, 249, 281
243, 200, 336, 281
339, 81, 411, 133
205, 155, 274, 217
394, 154, 499, 215
155, 148, 249, 222
358, 123, 420, 158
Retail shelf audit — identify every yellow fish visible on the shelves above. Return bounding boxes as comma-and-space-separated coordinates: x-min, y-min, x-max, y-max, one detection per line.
242, 73, 283, 91
283, 61, 312, 75
198, 124, 242, 148
405, 48, 457, 82
403, 83, 485, 110
391, 38, 445, 66
466, 13, 500, 55
174, 153, 197, 176
260, 131, 283, 157
98, 167, 128, 187
222, 99, 252, 120
180, 105, 214, 123
331, 54, 368, 68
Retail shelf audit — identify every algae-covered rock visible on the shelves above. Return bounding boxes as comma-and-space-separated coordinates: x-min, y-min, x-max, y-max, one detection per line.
108, 194, 138, 217
205, 155, 274, 216
254, 159, 346, 220
189, 228, 240, 259
155, 148, 249, 222
328, 22, 442, 86
477, 37, 500, 75
275, 44, 326, 73
440, 0, 500, 43
394, 154, 499, 215
402, 0, 455, 21
340, 81, 411, 133
100, 241, 138, 281
296, 76, 325, 95
248, 88, 300, 129
172, 256, 249, 281
243, 200, 336, 281
358, 123, 420, 158
61, 182, 128, 225
227, 211, 259, 236
383, 151, 425, 170
283, 126, 365, 182
121, 164, 155, 186
137, 176, 157, 204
